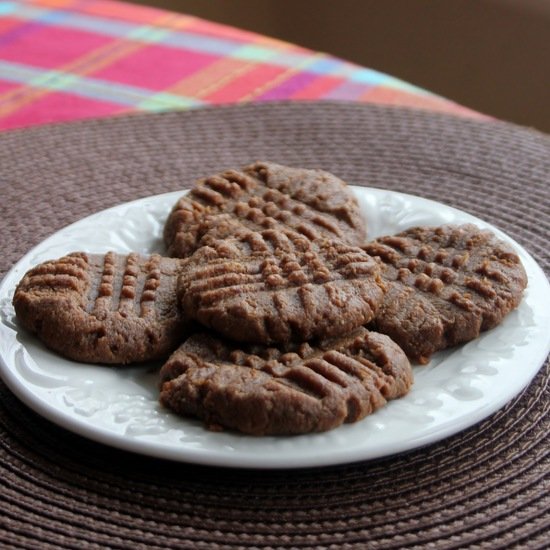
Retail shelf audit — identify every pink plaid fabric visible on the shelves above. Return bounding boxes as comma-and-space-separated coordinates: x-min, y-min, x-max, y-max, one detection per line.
0, 0, 483, 130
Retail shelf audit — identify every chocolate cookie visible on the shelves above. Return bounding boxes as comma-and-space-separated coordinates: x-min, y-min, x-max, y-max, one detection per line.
363, 224, 528, 363
163, 161, 366, 258
13, 252, 188, 364
178, 229, 385, 344
159, 328, 413, 435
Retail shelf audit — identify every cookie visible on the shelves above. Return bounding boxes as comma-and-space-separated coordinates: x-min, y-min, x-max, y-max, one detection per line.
178, 228, 385, 344
363, 224, 528, 363
163, 161, 366, 258
159, 328, 413, 435
13, 252, 188, 364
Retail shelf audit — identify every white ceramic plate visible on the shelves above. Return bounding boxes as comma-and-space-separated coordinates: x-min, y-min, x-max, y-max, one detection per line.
0, 188, 549, 469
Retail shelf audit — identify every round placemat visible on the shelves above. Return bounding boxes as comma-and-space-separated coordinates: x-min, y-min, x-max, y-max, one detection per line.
1, 102, 548, 549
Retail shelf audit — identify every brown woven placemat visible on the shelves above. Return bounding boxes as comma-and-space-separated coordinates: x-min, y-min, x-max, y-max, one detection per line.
1, 102, 548, 549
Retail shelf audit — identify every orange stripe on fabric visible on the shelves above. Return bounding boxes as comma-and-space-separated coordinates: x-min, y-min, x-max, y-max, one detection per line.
234, 52, 328, 102
168, 58, 258, 99
238, 63, 309, 102
206, 64, 287, 103
28, 0, 159, 19
29, 0, 75, 7
290, 75, 345, 99
78, 0, 168, 22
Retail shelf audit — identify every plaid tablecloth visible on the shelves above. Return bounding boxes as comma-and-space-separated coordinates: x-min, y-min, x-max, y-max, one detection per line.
0, 0, 482, 130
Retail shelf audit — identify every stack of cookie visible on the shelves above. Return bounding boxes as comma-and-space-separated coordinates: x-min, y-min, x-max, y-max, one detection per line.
12, 162, 527, 435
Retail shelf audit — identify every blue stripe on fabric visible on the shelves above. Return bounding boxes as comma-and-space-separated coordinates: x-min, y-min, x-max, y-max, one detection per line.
232, 44, 277, 62
0, 60, 41, 83
347, 68, 392, 85
232, 44, 325, 70
0, 60, 204, 109
306, 57, 344, 74
127, 24, 172, 43
0, 1, 16, 15
341, 65, 433, 95
163, 31, 242, 56
138, 92, 201, 111
35, 7, 72, 26
268, 50, 317, 68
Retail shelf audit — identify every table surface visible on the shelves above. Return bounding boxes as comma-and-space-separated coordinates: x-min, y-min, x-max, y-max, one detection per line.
1, 2, 548, 550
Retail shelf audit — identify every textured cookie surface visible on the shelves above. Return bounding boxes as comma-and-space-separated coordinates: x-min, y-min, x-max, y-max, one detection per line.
159, 328, 413, 435
13, 252, 188, 364
163, 161, 366, 258
363, 224, 528, 363
178, 229, 385, 344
